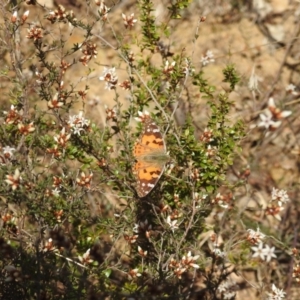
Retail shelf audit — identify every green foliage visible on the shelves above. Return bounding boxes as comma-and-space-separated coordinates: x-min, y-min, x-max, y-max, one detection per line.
222, 64, 241, 91
168, 0, 193, 19
138, 0, 160, 51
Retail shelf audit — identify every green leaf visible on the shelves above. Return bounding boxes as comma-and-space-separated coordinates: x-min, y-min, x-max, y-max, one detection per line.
103, 269, 112, 278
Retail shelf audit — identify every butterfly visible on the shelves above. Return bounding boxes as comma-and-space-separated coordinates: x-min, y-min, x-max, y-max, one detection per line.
132, 118, 169, 197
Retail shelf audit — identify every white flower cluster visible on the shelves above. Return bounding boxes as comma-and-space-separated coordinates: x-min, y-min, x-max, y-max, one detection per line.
68, 111, 90, 135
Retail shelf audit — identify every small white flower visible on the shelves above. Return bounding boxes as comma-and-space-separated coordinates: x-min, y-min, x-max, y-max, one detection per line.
138, 110, 149, 117
263, 244, 277, 263
271, 188, 290, 206
166, 216, 178, 232
268, 97, 292, 119
163, 60, 176, 74
138, 246, 147, 257
68, 111, 90, 135
267, 284, 286, 300
99, 67, 118, 90
133, 223, 139, 233
2, 146, 16, 157
280, 110, 292, 119
122, 13, 137, 29
251, 242, 265, 260
182, 58, 194, 75
206, 50, 214, 59
195, 194, 208, 209
128, 268, 141, 280
134, 110, 150, 122
52, 188, 60, 197
247, 227, 265, 244
11, 11, 18, 23
286, 84, 298, 95
251, 242, 277, 262
258, 110, 281, 130
43, 238, 56, 252
181, 251, 200, 269
96, 0, 110, 20
212, 248, 226, 258
200, 50, 215, 66
78, 248, 93, 264
3, 105, 15, 115
5, 169, 21, 190
99, 67, 114, 80
73, 126, 84, 135
80, 118, 90, 128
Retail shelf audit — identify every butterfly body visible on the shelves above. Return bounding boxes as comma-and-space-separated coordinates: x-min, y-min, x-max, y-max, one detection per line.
133, 118, 168, 197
